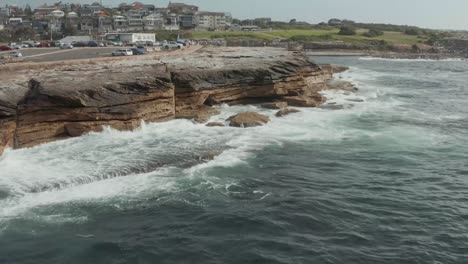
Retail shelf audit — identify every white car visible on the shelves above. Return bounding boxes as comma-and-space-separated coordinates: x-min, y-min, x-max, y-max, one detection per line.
60, 43, 74, 49
163, 41, 184, 50
8, 51, 22, 57
112, 49, 133, 56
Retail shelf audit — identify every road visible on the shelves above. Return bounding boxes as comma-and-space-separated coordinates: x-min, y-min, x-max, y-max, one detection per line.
1, 47, 119, 62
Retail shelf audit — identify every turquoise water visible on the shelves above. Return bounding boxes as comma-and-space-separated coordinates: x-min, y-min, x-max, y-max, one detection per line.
0, 57, 467, 263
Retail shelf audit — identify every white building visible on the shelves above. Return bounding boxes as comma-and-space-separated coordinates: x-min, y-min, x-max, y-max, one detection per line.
104, 33, 156, 44
195, 12, 226, 31
143, 13, 164, 30
8, 17, 22, 25
113, 15, 128, 32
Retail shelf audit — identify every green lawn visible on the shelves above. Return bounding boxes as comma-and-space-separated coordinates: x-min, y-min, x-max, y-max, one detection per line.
191, 29, 423, 46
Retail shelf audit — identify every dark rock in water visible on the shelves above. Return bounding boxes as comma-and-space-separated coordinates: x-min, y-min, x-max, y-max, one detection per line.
198, 151, 222, 161
283, 95, 323, 107
261, 102, 288, 110
177, 106, 220, 124
275, 108, 301, 117
206, 122, 225, 127
320, 104, 345, 110
327, 80, 355, 91
346, 98, 365, 103
228, 112, 270, 127
331, 64, 350, 73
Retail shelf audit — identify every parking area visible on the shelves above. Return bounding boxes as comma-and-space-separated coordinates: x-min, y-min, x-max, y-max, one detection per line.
23, 47, 118, 62
0, 48, 60, 57
0, 47, 129, 62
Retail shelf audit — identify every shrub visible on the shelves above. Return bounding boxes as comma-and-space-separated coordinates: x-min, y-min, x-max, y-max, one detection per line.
405, 28, 422, 36
338, 25, 356, 36
412, 44, 421, 53
363, 29, 384, 38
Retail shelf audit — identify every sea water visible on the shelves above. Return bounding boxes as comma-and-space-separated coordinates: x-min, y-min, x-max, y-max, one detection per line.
0, 57, 467, 264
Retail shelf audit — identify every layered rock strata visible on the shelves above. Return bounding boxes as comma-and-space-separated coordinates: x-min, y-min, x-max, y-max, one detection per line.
0, 47, 338, 155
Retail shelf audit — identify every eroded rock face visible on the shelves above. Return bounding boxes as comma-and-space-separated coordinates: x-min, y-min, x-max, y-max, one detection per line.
14, 64, 175, 149
228, 112, 270, 128
170, 48, 333, 116
0, 47, 337, 155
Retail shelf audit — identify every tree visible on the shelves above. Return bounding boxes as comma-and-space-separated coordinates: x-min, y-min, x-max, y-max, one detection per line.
289, 19, 297, 24
338, 25, 356, 36
63, 20, 77, 36
24, 4, 33, 18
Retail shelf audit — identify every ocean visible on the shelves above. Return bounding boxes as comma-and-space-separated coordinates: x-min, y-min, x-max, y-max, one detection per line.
0, 57, 467, 264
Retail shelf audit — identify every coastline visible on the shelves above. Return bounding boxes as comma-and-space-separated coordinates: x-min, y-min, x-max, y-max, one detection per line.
0, 47, 351, 156
306, 49, 465, 60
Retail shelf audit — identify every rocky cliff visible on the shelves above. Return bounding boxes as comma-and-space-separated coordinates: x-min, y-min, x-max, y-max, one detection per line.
0, 47, 336, 155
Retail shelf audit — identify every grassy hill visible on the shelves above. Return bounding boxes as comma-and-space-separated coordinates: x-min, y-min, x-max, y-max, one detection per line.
191, 29, 426, 46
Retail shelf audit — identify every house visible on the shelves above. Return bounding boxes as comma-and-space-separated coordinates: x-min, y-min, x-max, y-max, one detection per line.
66, 11, 80, 31
80, 4, 103, 17
126, 9, 144, 31
143, 13, 164, 30
32, 20, 48, 34
80, 16, 95, 32
0, 6, 11, 17
34, 7, 56, 20
195, 12, 226, 31
168, 2, 199, 14
97, 13, 113, 33
113, 15, 128, 32
164, 13, 179, 30
179, 15, 195, 29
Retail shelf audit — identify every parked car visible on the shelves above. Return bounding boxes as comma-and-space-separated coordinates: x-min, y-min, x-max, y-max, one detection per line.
0, 46, 12, 51
71, 42, 87, 47
87, 41, 98, 47
131, 47, 145, 55
163, 41, 184, 50
60, 43, 74, 49
112, 49, 133, 56
98, 42, 106, 47
8, 51, 22, 57
112, 41, 123, 46
11, 43, 25, 49
37, 42, 51, 48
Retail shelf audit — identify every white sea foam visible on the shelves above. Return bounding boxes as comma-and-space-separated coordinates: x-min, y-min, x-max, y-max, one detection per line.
359, 57, 465, 62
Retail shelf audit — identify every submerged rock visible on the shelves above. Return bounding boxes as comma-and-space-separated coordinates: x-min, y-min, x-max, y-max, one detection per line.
206, 122, 225, 127
283, 95, 323, 107
346, 98, 365, 103
327, 80, 355, 91
320, 104, 345, 110
275, 108, 301, 117
261, 102, 288, 110
228, 112, 270, 128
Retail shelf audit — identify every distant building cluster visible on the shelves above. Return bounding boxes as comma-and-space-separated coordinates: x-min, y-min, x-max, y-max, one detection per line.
0, 2, 236, 38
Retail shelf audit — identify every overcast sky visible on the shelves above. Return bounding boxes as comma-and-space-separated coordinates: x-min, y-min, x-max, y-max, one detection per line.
4, 0, 468, 30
